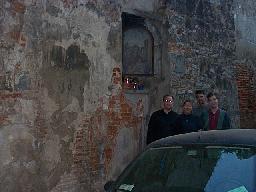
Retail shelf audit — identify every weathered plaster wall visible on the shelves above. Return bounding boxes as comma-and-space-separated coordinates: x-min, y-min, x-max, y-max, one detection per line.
0, 0, 255, 191
0, 0, 144, 191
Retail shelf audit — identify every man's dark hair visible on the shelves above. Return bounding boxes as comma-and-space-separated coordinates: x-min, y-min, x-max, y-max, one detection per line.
163, 94, 174, 101
182, 99, 192, 106
207, 92, 218, 99
195, 90, 205, 95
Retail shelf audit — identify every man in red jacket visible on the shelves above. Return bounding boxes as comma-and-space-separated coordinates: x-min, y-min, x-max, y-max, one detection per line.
201, 92, 231, 130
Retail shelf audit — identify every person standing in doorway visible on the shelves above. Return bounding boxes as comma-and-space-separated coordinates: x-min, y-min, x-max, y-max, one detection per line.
193, 90, 208, 117
201, 92, 231, 130
146, 95, 178, 144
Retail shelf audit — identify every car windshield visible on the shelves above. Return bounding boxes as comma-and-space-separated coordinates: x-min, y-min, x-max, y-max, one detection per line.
114, 145, 256, 192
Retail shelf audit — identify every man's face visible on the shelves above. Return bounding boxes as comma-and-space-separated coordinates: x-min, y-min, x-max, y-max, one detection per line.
208, 95, 218, 109
196, 93, 206, 105
183, 102, 192, 115
163, 96, 173, 111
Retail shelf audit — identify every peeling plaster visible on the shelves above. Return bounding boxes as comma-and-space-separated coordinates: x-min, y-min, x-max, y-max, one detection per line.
63, 96, 81, 112
20, 99, 35, 125
0, 132, 12, 169
0, 124, 35, 169
50, 171, 81, 192
42, 134, 61, 171
108, 127, 137, 179
41, 88, 59, 120
41, 44, 90, 110
40, 5, 116, 113
3, 47, 25, 72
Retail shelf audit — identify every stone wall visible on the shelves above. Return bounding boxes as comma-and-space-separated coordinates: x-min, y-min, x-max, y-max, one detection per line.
166, 0, 240, 127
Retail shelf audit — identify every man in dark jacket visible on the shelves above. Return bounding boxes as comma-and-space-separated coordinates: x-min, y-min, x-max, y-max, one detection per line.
147, 95, 178, 144
176, 100, 203, 134
201, 92, 231, 130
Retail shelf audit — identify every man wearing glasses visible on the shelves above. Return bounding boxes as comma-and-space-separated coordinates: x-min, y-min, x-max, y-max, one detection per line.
146, 94, 178, 144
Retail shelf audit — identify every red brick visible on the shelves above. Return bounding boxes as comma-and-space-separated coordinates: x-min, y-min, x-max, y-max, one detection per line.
9, 31, 26, 47
0, 116, 9, 125
0, 92, 22, 100
12, 1, 26, 13
236, 65, 256, 128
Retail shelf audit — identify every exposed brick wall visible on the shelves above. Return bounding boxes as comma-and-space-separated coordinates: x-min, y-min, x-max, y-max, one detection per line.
0, 92, 22, 126
11, 1, 26, 13
236, 64, 256, 128
9, 31, 26, 47
70, 67, 143, 191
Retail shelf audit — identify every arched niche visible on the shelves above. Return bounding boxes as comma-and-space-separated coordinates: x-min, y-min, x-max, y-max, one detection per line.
122, 12, 163, 80
123, 27, 154, 75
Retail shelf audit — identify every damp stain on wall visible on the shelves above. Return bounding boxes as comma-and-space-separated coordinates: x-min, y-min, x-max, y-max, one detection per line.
41, 44, 91, 110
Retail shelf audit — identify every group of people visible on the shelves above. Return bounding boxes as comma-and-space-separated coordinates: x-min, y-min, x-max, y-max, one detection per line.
146, 90, 231, 144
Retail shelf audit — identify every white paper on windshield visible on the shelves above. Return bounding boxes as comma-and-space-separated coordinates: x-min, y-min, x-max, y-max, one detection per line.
227, 186, 248, 192
119, 184, 134, 191
187, 150, 197, 156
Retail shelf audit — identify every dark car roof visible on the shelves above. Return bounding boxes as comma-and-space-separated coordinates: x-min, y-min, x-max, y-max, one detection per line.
148, 129, 256, 148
